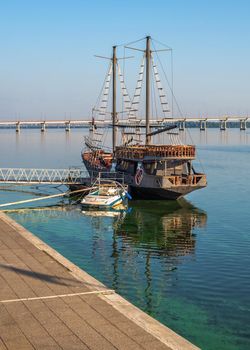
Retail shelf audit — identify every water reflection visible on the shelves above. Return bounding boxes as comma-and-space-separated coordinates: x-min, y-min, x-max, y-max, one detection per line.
78, 200, 207, 309
8, 200, 207, 314
115, 199, 207, 257
7, 200, 207, 259
112, 200, 207, 312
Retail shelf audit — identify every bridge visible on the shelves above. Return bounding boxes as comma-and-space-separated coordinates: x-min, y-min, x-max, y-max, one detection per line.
0, 116, 249, 132
0, 167, 89, 185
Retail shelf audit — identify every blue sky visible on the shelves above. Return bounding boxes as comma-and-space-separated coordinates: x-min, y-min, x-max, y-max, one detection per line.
0, 0, 249, 120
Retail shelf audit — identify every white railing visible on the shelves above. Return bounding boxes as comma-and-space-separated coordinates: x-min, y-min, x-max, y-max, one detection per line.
0, 167, 89, 184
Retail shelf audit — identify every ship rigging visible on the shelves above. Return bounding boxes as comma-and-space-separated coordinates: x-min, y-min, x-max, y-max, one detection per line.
82, 36, 207, 199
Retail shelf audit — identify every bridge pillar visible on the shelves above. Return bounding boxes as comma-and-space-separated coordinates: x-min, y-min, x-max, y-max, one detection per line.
16, 122, 20, 133
220, 119, 227, 131
65, 121, 71, 132
240, 119, 247, 131
41, 122, 46, 132
179, 120, 185, 131
200, 120, 206, 131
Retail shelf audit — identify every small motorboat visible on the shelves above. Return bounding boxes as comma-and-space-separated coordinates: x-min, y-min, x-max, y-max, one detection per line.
81, 179, 131, 209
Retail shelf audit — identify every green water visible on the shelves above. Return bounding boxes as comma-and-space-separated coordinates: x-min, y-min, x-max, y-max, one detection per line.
0, 128, 250, 350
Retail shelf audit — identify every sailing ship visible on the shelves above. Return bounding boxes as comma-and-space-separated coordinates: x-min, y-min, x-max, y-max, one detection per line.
82, 36, 207, 200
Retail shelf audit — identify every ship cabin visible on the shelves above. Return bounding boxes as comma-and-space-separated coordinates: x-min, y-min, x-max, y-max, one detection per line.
115, 144, 206, 187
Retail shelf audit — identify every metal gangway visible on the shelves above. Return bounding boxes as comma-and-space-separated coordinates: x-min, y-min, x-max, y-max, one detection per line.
0, 167, 90, 185
0, 167, 126, 186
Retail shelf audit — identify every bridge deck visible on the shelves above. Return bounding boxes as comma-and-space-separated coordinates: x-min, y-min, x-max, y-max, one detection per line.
0, 116, 249, 129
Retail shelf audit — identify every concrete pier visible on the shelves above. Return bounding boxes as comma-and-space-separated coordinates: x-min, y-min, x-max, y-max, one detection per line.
65, 121, 71, 132
220, 119, 227, 131
199, 120, 206, 131
0, 212, 199, 350
240, 119, 247, 131
15, 122, 20, 133
41, 122, 46, 132
179, 120, 185, 131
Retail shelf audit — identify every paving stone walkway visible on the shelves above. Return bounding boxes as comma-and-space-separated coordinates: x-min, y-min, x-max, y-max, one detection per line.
0, 213, 199, 350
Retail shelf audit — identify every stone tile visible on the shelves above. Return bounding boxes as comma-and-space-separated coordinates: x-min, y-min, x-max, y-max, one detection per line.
111, 320, 149, 337
1, 335, 34, 350
133, 332, 160, 344
0, 270, 37, 299
0, 276, 17, 300
34, 346, 61, 350
141, 340, 171, 350
0, 324, 26, 341
0, 306, 16, 327
26, 335, 60, 349
55, 334, 89, 350
0, 338, 7, 350
0, 241, 9, 251
97, 324, 144, 350
45, 321, 73, 339
64, 296, 108, 325
45, 299, 72, 313
48, 301, 116, 350
23, 300, 70, 334
4, 303, 59, 348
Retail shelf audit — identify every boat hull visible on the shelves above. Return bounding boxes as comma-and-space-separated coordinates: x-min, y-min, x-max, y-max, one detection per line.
79, 145, 207, 201
81, 199, 123, 209
129, 184, 206, 200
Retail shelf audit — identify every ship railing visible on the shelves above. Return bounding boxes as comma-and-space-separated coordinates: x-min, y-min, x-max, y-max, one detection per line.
166, 174, 206, 186
89, 171, 126, 185
115, 145, 196, 159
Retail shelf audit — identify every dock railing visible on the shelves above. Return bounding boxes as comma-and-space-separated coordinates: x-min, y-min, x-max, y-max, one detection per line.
0, 167, 126, 186
0, 167, 89, 185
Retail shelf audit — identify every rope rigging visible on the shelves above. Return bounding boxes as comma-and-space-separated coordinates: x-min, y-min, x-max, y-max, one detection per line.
117, 63, 132, 115
151, 56, 170, 117
86, 62, 112, 150
122, 55, 146, 145
151, 40, 205, 171
86, 37, 203, 158
128, 56, 145, 119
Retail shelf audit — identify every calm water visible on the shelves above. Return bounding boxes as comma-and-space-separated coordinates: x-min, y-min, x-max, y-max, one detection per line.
0, 128, 250, 350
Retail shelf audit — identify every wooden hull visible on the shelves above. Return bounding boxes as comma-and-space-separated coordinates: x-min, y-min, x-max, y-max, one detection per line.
80, 144, 207, 201
129, 184, 206, 200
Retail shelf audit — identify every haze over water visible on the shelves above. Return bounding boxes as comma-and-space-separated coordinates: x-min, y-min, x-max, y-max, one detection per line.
0, 128, 250, 350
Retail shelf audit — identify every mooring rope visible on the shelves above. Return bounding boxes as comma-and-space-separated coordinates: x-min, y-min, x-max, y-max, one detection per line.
0, 187, 95, 208
0, 289, 115, 304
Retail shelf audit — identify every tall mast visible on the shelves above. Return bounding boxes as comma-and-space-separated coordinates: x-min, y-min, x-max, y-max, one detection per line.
112, 45, 117, 153
145, 36, 151, 145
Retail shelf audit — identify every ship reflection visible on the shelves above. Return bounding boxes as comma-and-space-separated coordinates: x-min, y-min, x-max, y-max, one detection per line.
78, 199, 207, 259
83, 200, 207, 311
114, 199, 207, 256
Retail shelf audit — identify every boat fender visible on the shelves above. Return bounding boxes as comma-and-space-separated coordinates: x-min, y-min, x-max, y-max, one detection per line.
126, 192, 132, 200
